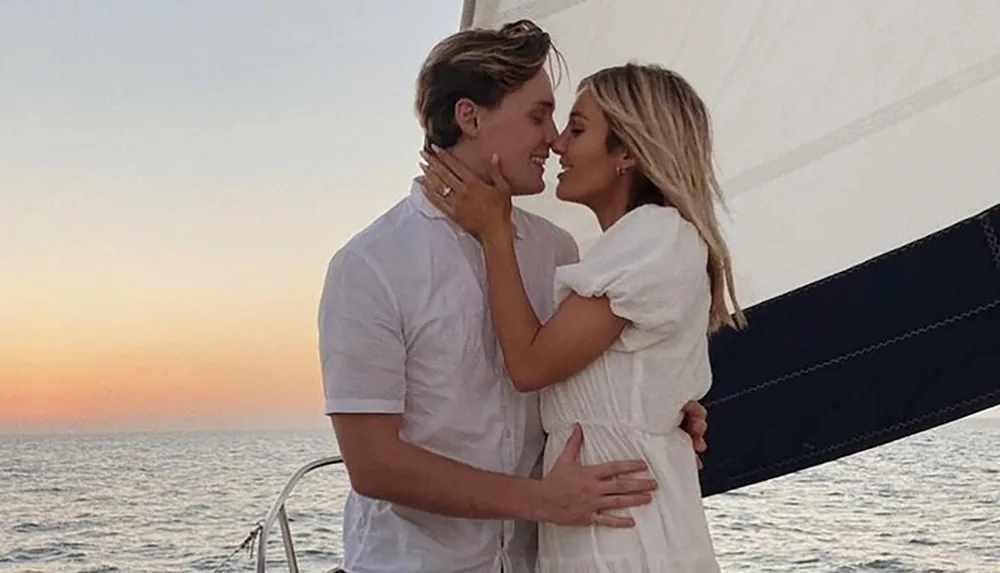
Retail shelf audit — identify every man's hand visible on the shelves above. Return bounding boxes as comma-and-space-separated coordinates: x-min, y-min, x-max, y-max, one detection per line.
535, 424, 656, 528
681, 400, 708, 469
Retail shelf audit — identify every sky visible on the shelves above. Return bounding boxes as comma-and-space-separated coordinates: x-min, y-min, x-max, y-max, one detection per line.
2, 1, 996, 435
1, 0, 464, 434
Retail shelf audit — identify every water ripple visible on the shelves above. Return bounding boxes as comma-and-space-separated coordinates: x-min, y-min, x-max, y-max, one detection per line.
1, 420, 997, 572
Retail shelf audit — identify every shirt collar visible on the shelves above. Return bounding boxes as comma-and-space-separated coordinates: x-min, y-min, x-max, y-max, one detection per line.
409, 177, 525, 239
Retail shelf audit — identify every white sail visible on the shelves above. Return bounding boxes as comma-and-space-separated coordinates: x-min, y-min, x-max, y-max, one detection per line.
463, 0, 1000, 308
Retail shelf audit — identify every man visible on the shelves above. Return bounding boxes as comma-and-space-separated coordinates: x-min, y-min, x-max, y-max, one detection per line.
319, 19, 709, 573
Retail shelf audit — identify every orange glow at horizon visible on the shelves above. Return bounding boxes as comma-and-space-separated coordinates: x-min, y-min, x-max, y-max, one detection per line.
2, 334, 326, 432
1, 262, 335, 434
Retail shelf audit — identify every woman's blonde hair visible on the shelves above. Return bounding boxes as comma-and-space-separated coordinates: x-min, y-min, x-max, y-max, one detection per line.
580, 63, 746, 332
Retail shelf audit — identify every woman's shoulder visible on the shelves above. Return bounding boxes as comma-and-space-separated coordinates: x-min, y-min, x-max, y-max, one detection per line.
595, 204, 704, 262
555, 204, 711, 351
609, 204, 688, 236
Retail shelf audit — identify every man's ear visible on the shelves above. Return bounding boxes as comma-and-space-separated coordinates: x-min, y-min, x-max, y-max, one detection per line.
454, 98, 481, 138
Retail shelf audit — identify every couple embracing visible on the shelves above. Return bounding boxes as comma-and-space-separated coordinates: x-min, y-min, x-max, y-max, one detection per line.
320, 18, 745, 573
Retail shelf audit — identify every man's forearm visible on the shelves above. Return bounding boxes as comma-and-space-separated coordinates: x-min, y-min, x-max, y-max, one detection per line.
349, 438, 547, 521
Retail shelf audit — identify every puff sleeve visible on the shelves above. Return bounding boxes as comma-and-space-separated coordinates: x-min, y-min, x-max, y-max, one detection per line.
553, 205, 709, 351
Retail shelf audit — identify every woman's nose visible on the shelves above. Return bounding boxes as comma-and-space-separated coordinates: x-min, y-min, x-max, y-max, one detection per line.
551, 133, 567, 155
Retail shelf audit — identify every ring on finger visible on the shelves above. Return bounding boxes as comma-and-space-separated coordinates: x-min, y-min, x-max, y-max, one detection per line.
440, 186, 453, 198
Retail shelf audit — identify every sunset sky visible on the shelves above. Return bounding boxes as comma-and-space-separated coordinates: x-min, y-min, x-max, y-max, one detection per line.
2, 0, 462, 434
3, 1, 996, 435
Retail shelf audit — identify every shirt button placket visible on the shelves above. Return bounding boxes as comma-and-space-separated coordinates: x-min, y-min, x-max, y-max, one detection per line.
500, 389, 515, 568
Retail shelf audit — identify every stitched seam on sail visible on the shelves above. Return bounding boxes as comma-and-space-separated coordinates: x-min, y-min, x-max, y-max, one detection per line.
497, 0, 590, 22
722, 49, 1000, 197
717, 388, 1000, 485
706, 298, 1000, 407
748, 203, 1000, 313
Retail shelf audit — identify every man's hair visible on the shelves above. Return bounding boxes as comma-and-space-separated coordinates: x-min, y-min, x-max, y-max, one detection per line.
414, 19, 563, 149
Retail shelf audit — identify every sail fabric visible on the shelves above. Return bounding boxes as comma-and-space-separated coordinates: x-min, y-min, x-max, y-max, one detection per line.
700, 203, 1000, 495
464, 0, 1000, 307
461, 0, 1000, 494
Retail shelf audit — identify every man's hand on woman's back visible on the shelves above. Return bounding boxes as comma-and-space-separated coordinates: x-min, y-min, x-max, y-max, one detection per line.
533, 424, 657, 528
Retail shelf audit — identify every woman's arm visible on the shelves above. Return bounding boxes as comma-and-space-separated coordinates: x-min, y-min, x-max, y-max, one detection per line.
480, 231, 627, 392
418, 146, 627, 392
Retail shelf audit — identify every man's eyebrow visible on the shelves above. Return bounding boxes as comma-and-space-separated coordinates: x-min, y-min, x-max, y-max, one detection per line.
534, 100, 555, 110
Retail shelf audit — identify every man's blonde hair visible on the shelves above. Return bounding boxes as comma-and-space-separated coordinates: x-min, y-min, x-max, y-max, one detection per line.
581, 63, 747, 332
415, 19, 563, 149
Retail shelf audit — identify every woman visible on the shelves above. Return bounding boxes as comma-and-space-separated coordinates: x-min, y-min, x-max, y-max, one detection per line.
421, 63, 745, 572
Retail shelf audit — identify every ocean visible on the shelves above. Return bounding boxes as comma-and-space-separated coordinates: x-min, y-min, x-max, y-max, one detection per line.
2, 417, 997, 573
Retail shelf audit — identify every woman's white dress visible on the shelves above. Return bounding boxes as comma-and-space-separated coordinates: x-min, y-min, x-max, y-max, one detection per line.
535, 204, 721, 573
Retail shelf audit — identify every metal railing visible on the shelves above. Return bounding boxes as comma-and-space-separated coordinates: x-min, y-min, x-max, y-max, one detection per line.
254, 455, 345, 573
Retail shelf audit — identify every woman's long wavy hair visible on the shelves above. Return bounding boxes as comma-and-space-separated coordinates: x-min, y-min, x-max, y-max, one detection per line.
581, 63, 746, 332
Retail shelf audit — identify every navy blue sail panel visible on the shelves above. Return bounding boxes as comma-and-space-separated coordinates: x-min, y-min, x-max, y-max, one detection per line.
700, 202, 1000, 497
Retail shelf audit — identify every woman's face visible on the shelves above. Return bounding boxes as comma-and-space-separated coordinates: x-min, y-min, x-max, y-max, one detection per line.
551, 89, 627, 205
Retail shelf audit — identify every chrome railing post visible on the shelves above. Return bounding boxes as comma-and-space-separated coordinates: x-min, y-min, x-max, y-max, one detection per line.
278, 504, 298, 573
255, 456, 344, 573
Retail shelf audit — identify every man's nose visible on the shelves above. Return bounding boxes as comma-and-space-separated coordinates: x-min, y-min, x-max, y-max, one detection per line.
544, 117, 559, 146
